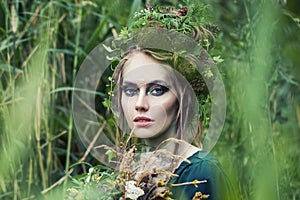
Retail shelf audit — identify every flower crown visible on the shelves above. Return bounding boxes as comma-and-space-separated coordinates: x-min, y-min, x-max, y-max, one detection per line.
100, 5, 220, 125
123, 5, 219, 50
107, 6, 219, 91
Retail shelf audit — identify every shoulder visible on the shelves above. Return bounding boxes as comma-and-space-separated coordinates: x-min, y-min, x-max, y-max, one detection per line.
171, 151, 236, 200
175, 151, 222, 179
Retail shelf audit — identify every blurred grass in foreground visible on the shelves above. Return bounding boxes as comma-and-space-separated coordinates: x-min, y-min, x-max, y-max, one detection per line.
214, 0, 300, 199
239, 2, 279, 199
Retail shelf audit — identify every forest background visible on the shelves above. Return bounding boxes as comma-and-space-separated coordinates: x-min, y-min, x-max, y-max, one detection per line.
0, 0, 299, 199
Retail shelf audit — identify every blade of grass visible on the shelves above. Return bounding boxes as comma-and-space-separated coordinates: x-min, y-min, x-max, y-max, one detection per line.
64, 0, 83, 187
127, 0, 142, 26
241, 1, 279, 199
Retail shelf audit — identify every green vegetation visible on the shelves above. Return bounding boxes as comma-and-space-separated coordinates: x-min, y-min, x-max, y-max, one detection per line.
0, 0, 299, 199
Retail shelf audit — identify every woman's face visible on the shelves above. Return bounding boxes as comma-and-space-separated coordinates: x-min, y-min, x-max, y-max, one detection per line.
120, 52, 178, 139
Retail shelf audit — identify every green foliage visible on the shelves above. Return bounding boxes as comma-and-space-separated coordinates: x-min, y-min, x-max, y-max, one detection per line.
0, 0, 134, 199
209, 0, 300, 199
128, 3, 218, 49
0, 0, 299, 199
66, 166, 121, 200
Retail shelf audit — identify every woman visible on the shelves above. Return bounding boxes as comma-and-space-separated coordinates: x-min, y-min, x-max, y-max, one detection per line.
110, 43, 235, 199
73, 5, 235, 199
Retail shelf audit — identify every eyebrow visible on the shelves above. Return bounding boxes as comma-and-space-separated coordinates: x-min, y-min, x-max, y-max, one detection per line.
122, 80, 170, 87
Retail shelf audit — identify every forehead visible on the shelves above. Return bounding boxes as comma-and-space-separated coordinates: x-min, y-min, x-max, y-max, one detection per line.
122, 52, 173, 84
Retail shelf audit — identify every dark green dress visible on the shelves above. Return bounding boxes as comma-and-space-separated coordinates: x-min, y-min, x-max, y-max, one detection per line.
171, 151, 236, 200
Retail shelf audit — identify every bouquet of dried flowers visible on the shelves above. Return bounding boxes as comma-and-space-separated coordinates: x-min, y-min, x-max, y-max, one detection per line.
65, 138, 209, 200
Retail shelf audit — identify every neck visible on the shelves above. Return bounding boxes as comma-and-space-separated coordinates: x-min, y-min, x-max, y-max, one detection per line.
145, 127, 176, 148
143, 122, 200, 159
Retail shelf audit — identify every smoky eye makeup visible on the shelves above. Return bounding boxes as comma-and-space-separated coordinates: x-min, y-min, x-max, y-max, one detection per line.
121, 82, 170, 97
146, 84, 170, 96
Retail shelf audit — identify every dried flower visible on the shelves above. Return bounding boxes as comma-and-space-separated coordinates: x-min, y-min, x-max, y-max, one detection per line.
125, 181, 145, 200
192, 191, 210, 200
156, 179, 165, 187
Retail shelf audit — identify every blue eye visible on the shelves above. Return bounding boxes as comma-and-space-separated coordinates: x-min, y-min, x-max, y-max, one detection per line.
123, 87, 138, 97
122, 84, 169, 97
147, 85, 169, 96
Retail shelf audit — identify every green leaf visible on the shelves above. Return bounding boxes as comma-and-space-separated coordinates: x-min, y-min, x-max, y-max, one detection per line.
212, 55, 224, 63
127, 0, 142, 26
102, 98, 111, 108
48, 48, 76, 55
0, 64, 23, 74
50, 87, 106, 97
105, 150, 116, 163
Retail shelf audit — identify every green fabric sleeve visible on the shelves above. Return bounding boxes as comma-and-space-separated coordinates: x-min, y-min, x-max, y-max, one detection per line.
171, 151, 237, 200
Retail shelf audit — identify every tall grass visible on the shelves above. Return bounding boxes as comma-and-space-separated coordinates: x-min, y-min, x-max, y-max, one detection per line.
0, 0, 299, 199
0, 1, 141, 199
213, 0, 300, 199
0, 1, 57, 199
238, 2, 278, 199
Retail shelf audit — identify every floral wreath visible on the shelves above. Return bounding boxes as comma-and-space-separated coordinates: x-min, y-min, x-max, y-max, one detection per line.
101, 4, 220, 129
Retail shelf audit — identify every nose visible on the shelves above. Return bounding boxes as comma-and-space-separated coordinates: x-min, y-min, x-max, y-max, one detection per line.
135, 90, 149, 112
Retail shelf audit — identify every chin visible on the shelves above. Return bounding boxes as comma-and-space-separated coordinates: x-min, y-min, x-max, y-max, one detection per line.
134, 132, 156, 139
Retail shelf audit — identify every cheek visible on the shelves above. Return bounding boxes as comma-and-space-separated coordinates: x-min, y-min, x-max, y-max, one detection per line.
151, 95, 178, 120
121, 96, 135, 119
162, 95, 178, 118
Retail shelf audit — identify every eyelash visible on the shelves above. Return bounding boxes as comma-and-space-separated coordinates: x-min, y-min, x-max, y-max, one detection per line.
122, 85, 169, 97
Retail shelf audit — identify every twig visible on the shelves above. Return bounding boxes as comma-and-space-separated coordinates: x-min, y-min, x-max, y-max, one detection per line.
41, 122, 106, 194
79, 122, 107, 163
171, 180, 207, 187
125, 127, 135, 147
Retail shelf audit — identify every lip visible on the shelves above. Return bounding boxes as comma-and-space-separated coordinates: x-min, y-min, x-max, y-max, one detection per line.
133, 116, 154, 127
